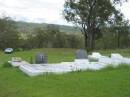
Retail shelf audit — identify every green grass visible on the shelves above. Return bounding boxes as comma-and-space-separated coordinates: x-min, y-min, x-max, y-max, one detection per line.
0, 48, 130, 97
0, 48, 76, 65
96, 48, 130, 57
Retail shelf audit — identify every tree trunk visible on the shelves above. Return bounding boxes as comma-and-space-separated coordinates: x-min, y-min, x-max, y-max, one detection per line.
84, 29, 95, 51
87, 33, 91, 50
117, 31, 120, 48
91, 32, 95, 50
86, 31, 95, 51
84, 33, 88, 49
90, 33, 95, 50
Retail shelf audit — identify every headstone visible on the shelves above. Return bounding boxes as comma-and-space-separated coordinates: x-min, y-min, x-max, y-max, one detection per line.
75, 49, 87, 59
35, 53, 47, 64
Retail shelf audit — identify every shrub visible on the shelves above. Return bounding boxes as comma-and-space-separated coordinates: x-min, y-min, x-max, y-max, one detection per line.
30, 56, 34, 64
2, 62, 12, 68
15, 48, 23, 51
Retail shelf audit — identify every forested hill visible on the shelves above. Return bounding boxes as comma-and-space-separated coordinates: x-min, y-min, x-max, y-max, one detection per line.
15, 21, 81, 33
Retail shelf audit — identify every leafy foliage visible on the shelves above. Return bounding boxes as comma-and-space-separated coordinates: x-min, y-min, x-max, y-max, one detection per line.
0, 17, 19, 49
63, 0, 128, 50
19, 26, 85, 49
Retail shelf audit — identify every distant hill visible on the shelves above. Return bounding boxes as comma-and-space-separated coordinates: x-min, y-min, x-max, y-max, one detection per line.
15, 21, 130, 35
15, 21, 81, 33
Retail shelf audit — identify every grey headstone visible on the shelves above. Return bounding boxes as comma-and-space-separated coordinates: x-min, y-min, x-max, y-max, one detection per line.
76, 49, 87, 59
35, 53, 47, 64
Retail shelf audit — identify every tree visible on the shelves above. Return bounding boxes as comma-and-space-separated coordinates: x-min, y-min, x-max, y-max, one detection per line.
95, 18, 129, 49
34, 28, 48, 48
110, 11, 129, 48
0, 17, 19, 49
113, 24, 129, 48
63, 0, 127, 50
46, 24, 60, 47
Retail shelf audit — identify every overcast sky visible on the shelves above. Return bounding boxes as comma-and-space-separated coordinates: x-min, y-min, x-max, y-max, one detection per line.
0, 0, 130, 26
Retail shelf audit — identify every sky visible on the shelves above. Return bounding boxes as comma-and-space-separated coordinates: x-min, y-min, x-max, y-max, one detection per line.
0, 0, 130, 26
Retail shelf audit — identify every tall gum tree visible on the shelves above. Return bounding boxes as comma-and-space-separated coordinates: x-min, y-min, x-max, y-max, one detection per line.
63, 0, 127, 50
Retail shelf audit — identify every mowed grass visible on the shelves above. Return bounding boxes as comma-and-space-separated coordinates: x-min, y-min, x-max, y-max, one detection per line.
0, 48, 130, 97
0, 48, 76, 65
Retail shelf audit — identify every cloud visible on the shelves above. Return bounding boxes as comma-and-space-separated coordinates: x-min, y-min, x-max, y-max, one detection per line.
0, 0, 129, 25
119, 1, 130, 21
0, 0, 71, 25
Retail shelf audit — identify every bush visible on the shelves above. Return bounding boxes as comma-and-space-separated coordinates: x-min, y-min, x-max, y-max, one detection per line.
15, 48, 23, 51
2, 62, 12, 68
30, 56, 34, 64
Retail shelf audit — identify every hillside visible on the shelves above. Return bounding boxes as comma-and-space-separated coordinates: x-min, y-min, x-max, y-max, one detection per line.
15, 21, 130, 34
15, 21, 81, 33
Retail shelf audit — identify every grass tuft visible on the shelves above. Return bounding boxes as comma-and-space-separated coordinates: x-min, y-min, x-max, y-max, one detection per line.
2, 62, 12, 68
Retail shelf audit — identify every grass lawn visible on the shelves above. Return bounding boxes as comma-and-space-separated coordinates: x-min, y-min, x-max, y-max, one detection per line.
0, 48, 130, 97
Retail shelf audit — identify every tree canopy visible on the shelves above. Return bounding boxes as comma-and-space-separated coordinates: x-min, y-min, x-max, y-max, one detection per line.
0, 17, 19, 49
63, 0, 128, 50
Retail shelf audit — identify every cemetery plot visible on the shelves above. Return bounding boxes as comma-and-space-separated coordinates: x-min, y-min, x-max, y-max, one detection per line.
8, 50, 130, 76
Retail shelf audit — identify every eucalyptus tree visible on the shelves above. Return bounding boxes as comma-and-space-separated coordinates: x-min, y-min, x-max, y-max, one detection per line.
63, 0, 127, 50
0, 17, 19, 49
